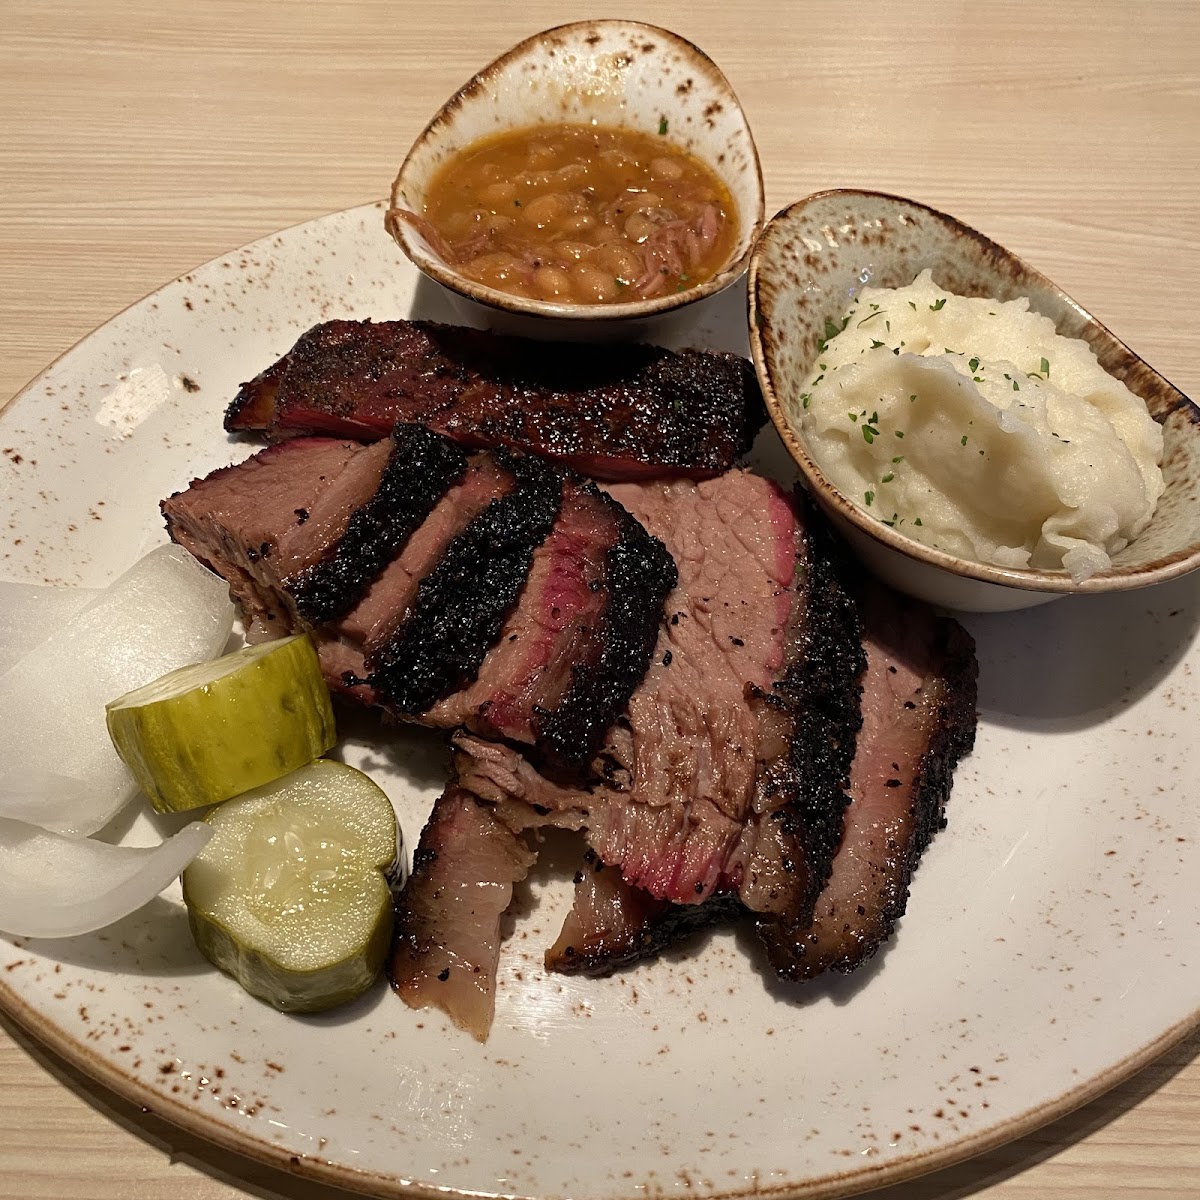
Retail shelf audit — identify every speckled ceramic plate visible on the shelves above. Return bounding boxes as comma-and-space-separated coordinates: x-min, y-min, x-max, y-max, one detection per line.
1, 202, 1197, 1200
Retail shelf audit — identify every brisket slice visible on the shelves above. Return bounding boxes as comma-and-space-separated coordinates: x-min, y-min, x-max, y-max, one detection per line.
762, 581, 978, 980
351, 452, 563, 714
544, 852, 738, 975
224, 319, 765, 481
425, 480, 676, 764
328, 452, 514, 658
162, 436, 367, 638
730, 504, 866, 932
289, 424, 466, 624
390, 786, 536, 1041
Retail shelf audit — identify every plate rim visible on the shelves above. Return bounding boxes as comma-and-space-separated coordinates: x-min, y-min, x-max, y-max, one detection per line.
1, 199, 1197, 1200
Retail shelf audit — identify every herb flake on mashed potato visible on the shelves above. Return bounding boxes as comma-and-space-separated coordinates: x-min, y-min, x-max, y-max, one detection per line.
791, 270, 1164, 580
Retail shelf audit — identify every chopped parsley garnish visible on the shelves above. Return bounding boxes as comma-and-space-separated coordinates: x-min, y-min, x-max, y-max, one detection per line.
862, 425, 878, 444
908, 394, 917, 403
968, 357, 980, 373
857, 309, 886, 328
960, 435, 969, 446
1041, 356, 1050, 376
913, 517, 923, 526
894, 430, 905, 438
870, 339, 885, 349
881, 472, 894, 483
864, 490, 875, 506
800, 392, 811, 409
658, 116, 669, 135
908, 300, 917, 310
1012, 379, 1020, 391
930, 298, 947, 311
848, 410, 859, 422
892, 455, 904, 463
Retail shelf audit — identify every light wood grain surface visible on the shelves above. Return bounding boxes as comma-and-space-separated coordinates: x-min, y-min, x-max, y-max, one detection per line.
1, 2, 1198, 1198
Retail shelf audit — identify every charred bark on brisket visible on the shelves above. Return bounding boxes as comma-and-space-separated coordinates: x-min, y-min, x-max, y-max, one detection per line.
289, 424, 466, 624
537, 486, 678, 767
740, 499, 866, 939
760, 582, 978, 980
355, 452, 563, 713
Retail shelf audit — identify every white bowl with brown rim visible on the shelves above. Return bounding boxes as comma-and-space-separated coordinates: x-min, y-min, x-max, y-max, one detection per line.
387, 20, 764, 339
747, 189, 1200, 612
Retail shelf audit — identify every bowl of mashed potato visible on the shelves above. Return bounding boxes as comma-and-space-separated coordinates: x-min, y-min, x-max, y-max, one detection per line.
747, 190, 1200, 612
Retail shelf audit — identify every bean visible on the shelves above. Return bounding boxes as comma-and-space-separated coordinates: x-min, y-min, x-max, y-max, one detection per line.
649, 156, 686, 181
570, 263, 621, 304
554, 162, 589, 188
592, 242, 642, 281
533, 265, 573, 300
522, 193, 565, 228
528, 142, 558, 168
556, 211, 597, 235
479, 180, 517, 207
464, 252, 526, 290
590, 221, 623, 246
624, 210, 662, 243
553, 239, 595, 262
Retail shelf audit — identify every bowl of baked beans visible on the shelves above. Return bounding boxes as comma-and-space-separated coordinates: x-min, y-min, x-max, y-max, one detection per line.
386, 20, 764, 334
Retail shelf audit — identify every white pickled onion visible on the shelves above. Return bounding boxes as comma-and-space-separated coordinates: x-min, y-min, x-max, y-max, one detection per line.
0, 582, 101, 675
0, 818, 212, 938
0, 770, 88, 824
0, 545, 235, 837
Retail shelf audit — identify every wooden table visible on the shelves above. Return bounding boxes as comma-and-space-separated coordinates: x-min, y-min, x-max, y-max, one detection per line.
2, 2, 1197, 1197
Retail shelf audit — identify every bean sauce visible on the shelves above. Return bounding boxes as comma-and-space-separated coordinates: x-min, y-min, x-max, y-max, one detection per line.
413, 123, 738, 305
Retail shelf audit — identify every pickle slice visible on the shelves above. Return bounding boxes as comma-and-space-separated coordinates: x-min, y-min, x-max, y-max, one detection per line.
182, 759, 403, 1013
105, 634, 336, 813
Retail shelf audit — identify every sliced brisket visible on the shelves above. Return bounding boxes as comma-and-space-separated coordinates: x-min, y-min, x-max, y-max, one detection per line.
162, 436, 365, 638
165, 433, 674, 767
289, 424, 466, 624
353, 452, 564, 714
390, 786, 536, 1041
225, 319, 765, 481
426, 480, 675, 764
454, 474, 866, 927
731, 507, 866, 935
762, 582, 978, 980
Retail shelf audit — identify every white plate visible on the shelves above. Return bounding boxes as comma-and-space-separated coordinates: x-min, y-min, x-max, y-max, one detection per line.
1, 202, 1197, 1200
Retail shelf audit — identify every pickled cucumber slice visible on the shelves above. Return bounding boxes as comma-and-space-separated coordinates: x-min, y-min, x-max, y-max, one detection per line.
182, 760, 403, 1013
105, 634, 336, 813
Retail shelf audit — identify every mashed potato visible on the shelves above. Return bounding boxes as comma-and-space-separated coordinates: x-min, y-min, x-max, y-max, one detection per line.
791, 270, 1164, 580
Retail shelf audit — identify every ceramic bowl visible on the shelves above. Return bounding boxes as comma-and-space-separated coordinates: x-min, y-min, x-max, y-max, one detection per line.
386, 20, 764, 339
747, 189, 1200, 613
